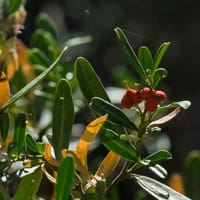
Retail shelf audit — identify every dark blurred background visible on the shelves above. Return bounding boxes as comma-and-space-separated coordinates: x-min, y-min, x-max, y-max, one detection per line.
21, 0, 200, 198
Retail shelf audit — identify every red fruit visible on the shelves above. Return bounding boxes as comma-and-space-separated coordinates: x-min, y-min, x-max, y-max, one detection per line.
145, 96, 159, 112
121, 91, 134, 108
140, 87, 155, 100
155, 90, 167, 103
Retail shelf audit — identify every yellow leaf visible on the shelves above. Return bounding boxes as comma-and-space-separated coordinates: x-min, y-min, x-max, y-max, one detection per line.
75, 114, 108, 169
0, 72, 10, 109
62, 149, 92, 179
43, 143, 60, 167
95, 151, 121, 178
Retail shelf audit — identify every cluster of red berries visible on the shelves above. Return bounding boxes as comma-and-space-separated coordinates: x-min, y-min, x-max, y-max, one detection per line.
121, 86, 167, 112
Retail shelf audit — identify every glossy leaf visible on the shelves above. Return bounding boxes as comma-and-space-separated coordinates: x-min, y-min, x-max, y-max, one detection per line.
12, 168, 43, 200
144, 150, 172, 164
13, 113, 27, 155
75, 57, 110, 104
133, 174, 191, 200
152, 42, 170, 74
0, 72, 10, 110
148, 164, 168, 179
90, 97, 138, 130
138, 46, 154, 70
183, 150, 200, 199
95, 151, 121, 178
114, 27, 147, 79
76, 115, 107, 169
36, 13, 57, 40
26, 134, 43, 154
0, 112, 9, 143
52, 79, 74, 160
2, 46, 68, 110
56, 155, 75, 200
102, 129, 139, 162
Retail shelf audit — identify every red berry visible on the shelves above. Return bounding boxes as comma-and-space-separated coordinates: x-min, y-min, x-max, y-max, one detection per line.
145, 96, 159, 112
121, 91, 134, 108
140, 87, 155, 100
155, 90, 167, 103
129, 90, 143, 104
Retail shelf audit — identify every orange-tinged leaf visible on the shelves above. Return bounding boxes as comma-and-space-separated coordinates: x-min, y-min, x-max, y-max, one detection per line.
168, 173, 185, 194
62, 149, 92, 178
41, 165, 57, 184
95, 151, 121, 178
43, 143, 60, 167
75, 114, 108, 169
0, 72, 10, 109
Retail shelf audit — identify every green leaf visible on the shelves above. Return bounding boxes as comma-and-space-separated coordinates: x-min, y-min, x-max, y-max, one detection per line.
152, 42, 170, 74
133, 174, 191, 200
12, 168, 43, 200
144, 150, 172, 164
114, 27, 147, 79
26, 134, 43, 155
90, 97, 137, 130
36, 13, 57, 40
183, 151, 200, 199
52, 79, 74, 160
13, 113, 26, 155
152, 68, 168, 88
2, 46, 68, 110
0, 112, 9, 143
102, 129, 139, 162
7, 0, 23, 14
75, 57, 110, 104
138, 46, 154, 71
56, 155, 75, 200
28, 48, 51, 66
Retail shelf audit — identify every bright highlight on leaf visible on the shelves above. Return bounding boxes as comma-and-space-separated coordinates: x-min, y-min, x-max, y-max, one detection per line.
75, 114, 108, 169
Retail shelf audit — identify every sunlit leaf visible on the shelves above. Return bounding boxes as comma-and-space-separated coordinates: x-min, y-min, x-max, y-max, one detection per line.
95, 151, 121, 178
148, 108, 181, 128
52, 79, 74, 160
148, 164, 168, 179
0, 72, 10, 109
102, 129, 139, 162
91, 97, 138, 130
12, 168, 43, 200
0, 112, 9, 144
26, 134, 43, 155
56, 155, 75, 200
75, 57, 110, 105
152, 42, 170, 74
75, 114, 108, 169
2, 46, 68, 110
114, 27, 147, 79
138, 46, 154, 71
133, 174, 191, 200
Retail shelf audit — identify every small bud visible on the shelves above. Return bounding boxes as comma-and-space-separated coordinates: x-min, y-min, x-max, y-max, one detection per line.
121, 91, 134, 108
155, 90, 167, 103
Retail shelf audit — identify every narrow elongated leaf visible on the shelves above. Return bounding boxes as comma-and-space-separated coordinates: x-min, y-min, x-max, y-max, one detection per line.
12, 168, 43, 200
133, 174, 191, 200
0, 112, 9, 143
56, 155, 75, 200
91, 97, 137, 130
148, 164, 168, 179
36, 13, 57, 40
114, 27, 147, 79
0, 72, 10, 110
76, 115, 107, 169
2, 46, 68, 110
102, 129, 139, 162
152, 42, 170, 74
26, 134, 43, 154
95, 151, 121, 178
138, 46, 154, 70
52, 79, 74, 160
7, 0, 23, 14
75, 57, 110, 104
144, 150, 172, 164
14, 113, 27, 155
